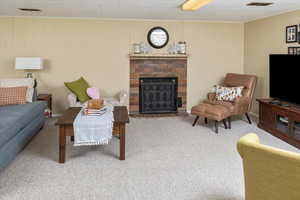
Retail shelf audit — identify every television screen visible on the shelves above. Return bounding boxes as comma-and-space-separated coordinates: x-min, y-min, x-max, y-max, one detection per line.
270, 54, 300, 105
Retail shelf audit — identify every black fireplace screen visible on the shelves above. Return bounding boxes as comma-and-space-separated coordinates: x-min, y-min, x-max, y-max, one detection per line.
139, 77, 178, 114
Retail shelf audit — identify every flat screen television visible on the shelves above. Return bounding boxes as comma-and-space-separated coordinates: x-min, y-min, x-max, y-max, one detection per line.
270, 54, 300, 105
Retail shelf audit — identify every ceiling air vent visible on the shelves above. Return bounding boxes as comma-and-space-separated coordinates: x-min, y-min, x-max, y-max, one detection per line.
18, 8, 42, 12
247, 2, 273, 6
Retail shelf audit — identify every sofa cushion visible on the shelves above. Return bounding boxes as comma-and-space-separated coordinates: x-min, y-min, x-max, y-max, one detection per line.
0, 101, 46, 148
64, 77, 90, 103
0, 87, 27, 106
0, 78, 35, 102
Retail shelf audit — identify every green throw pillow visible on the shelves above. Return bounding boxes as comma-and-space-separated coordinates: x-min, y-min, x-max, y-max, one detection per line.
65, 77, 90, 103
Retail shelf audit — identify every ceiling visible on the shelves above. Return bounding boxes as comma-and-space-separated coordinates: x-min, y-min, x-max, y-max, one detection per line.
0, 0, 300, 22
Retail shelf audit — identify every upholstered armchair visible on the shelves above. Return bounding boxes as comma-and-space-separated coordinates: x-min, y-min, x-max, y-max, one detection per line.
237, 133, 300, 200
67, 91, 128, 108
204, 73, 257, 124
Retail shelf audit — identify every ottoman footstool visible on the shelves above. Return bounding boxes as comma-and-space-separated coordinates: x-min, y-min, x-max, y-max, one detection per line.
191, 103, 231, 133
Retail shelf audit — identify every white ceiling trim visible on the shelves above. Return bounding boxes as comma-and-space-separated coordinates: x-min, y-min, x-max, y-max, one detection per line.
244, 8, 300, 23
1, 7, 299, 24
0, 15, 244, 24
1, 0, 300, 23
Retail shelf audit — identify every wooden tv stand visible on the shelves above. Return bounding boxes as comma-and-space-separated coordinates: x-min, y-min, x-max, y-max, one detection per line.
257, 99, 300, 149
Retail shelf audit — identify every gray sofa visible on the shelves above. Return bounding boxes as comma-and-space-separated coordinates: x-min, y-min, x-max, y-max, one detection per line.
0, 101, 46, 170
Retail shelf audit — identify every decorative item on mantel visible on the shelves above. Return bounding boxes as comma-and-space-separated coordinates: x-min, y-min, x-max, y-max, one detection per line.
178, 41, 187, 54
133, 43, 141, 54
129, 53, 188, 59
140, 42, 152, 54
132, 42, 152, 54
168, 42, 178, 54
167, 41, 187, 55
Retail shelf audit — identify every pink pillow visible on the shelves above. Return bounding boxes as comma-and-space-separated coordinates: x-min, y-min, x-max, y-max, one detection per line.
86, 87, 100, 99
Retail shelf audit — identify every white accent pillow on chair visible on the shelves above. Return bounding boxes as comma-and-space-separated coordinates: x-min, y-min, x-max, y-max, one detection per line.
214, 85, 244, 102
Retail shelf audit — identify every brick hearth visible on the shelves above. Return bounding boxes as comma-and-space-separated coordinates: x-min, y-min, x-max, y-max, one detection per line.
129, 54, 188, 115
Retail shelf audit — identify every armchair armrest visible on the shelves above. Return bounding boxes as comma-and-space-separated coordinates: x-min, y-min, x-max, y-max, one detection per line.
233, 96, 251, 114
237, 133, 260, 158
233, 96, 250, 105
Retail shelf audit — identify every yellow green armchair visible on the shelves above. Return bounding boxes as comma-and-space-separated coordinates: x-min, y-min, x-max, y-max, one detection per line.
237, 133, 300, 200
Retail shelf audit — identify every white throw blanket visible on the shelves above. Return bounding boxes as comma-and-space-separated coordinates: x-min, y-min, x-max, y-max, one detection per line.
73, 105, 114, 146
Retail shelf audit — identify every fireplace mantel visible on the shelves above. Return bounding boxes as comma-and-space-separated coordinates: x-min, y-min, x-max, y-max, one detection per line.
129, 54, 188, 60
129, 54, 187, 116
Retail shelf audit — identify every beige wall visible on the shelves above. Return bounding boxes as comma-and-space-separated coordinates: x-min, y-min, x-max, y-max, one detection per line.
0, 17, 244, 113
244, 10, 300, 114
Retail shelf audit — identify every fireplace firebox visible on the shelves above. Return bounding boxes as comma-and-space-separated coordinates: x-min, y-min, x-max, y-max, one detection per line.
139, 77, 178, 114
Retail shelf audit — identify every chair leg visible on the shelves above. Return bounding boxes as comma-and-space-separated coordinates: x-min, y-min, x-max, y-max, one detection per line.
204, 118, 208, 124
215, 121, 219, 134
222, 119, 228, 129
245, 113, 252, 124
228, 117, 231, 129
192, 116, 199, 127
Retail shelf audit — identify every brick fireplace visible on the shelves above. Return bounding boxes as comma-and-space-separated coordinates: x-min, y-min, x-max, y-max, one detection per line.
129, 54, 187, 115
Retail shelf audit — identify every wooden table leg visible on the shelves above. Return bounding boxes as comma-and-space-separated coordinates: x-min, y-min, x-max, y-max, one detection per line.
119, 124, 126, 160
222, 119, 228, 129
59, 126, 66, 163
215, 121, 219, 134
192, 116, 199, 127
205, 118, 208, 124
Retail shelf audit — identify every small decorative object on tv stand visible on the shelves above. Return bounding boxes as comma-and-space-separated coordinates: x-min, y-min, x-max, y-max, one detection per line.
257, 98, 300, 149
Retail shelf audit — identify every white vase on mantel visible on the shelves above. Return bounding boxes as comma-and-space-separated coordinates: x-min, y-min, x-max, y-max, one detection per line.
178, 41, 187, 54
133, 43, 141, 54
168, 42, 178, 54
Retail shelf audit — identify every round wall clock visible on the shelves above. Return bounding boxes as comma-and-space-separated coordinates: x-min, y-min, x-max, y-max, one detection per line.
147, 27, 169, 49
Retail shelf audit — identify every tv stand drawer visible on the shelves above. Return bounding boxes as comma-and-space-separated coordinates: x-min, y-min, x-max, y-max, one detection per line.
272, 106, 289, 117
257, 98, 300, 149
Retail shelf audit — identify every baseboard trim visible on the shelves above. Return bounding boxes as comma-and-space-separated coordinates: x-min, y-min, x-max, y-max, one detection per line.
249, 112, 259, 123
52, 113, 62, 117
249, 112, 258, 119
52, 111, 256, 119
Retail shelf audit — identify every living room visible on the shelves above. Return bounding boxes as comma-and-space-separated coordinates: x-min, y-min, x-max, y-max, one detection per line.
0, 0, 300, 199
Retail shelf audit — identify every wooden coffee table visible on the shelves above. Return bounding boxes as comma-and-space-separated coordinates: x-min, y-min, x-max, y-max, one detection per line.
55, 106, 129, 163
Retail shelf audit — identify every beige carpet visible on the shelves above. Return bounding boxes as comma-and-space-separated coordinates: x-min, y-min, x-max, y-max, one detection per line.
0, 116, 299, 200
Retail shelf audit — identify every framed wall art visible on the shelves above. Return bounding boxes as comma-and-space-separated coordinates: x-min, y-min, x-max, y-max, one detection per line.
288, 47, 300, 55
286, 25, 298, 43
